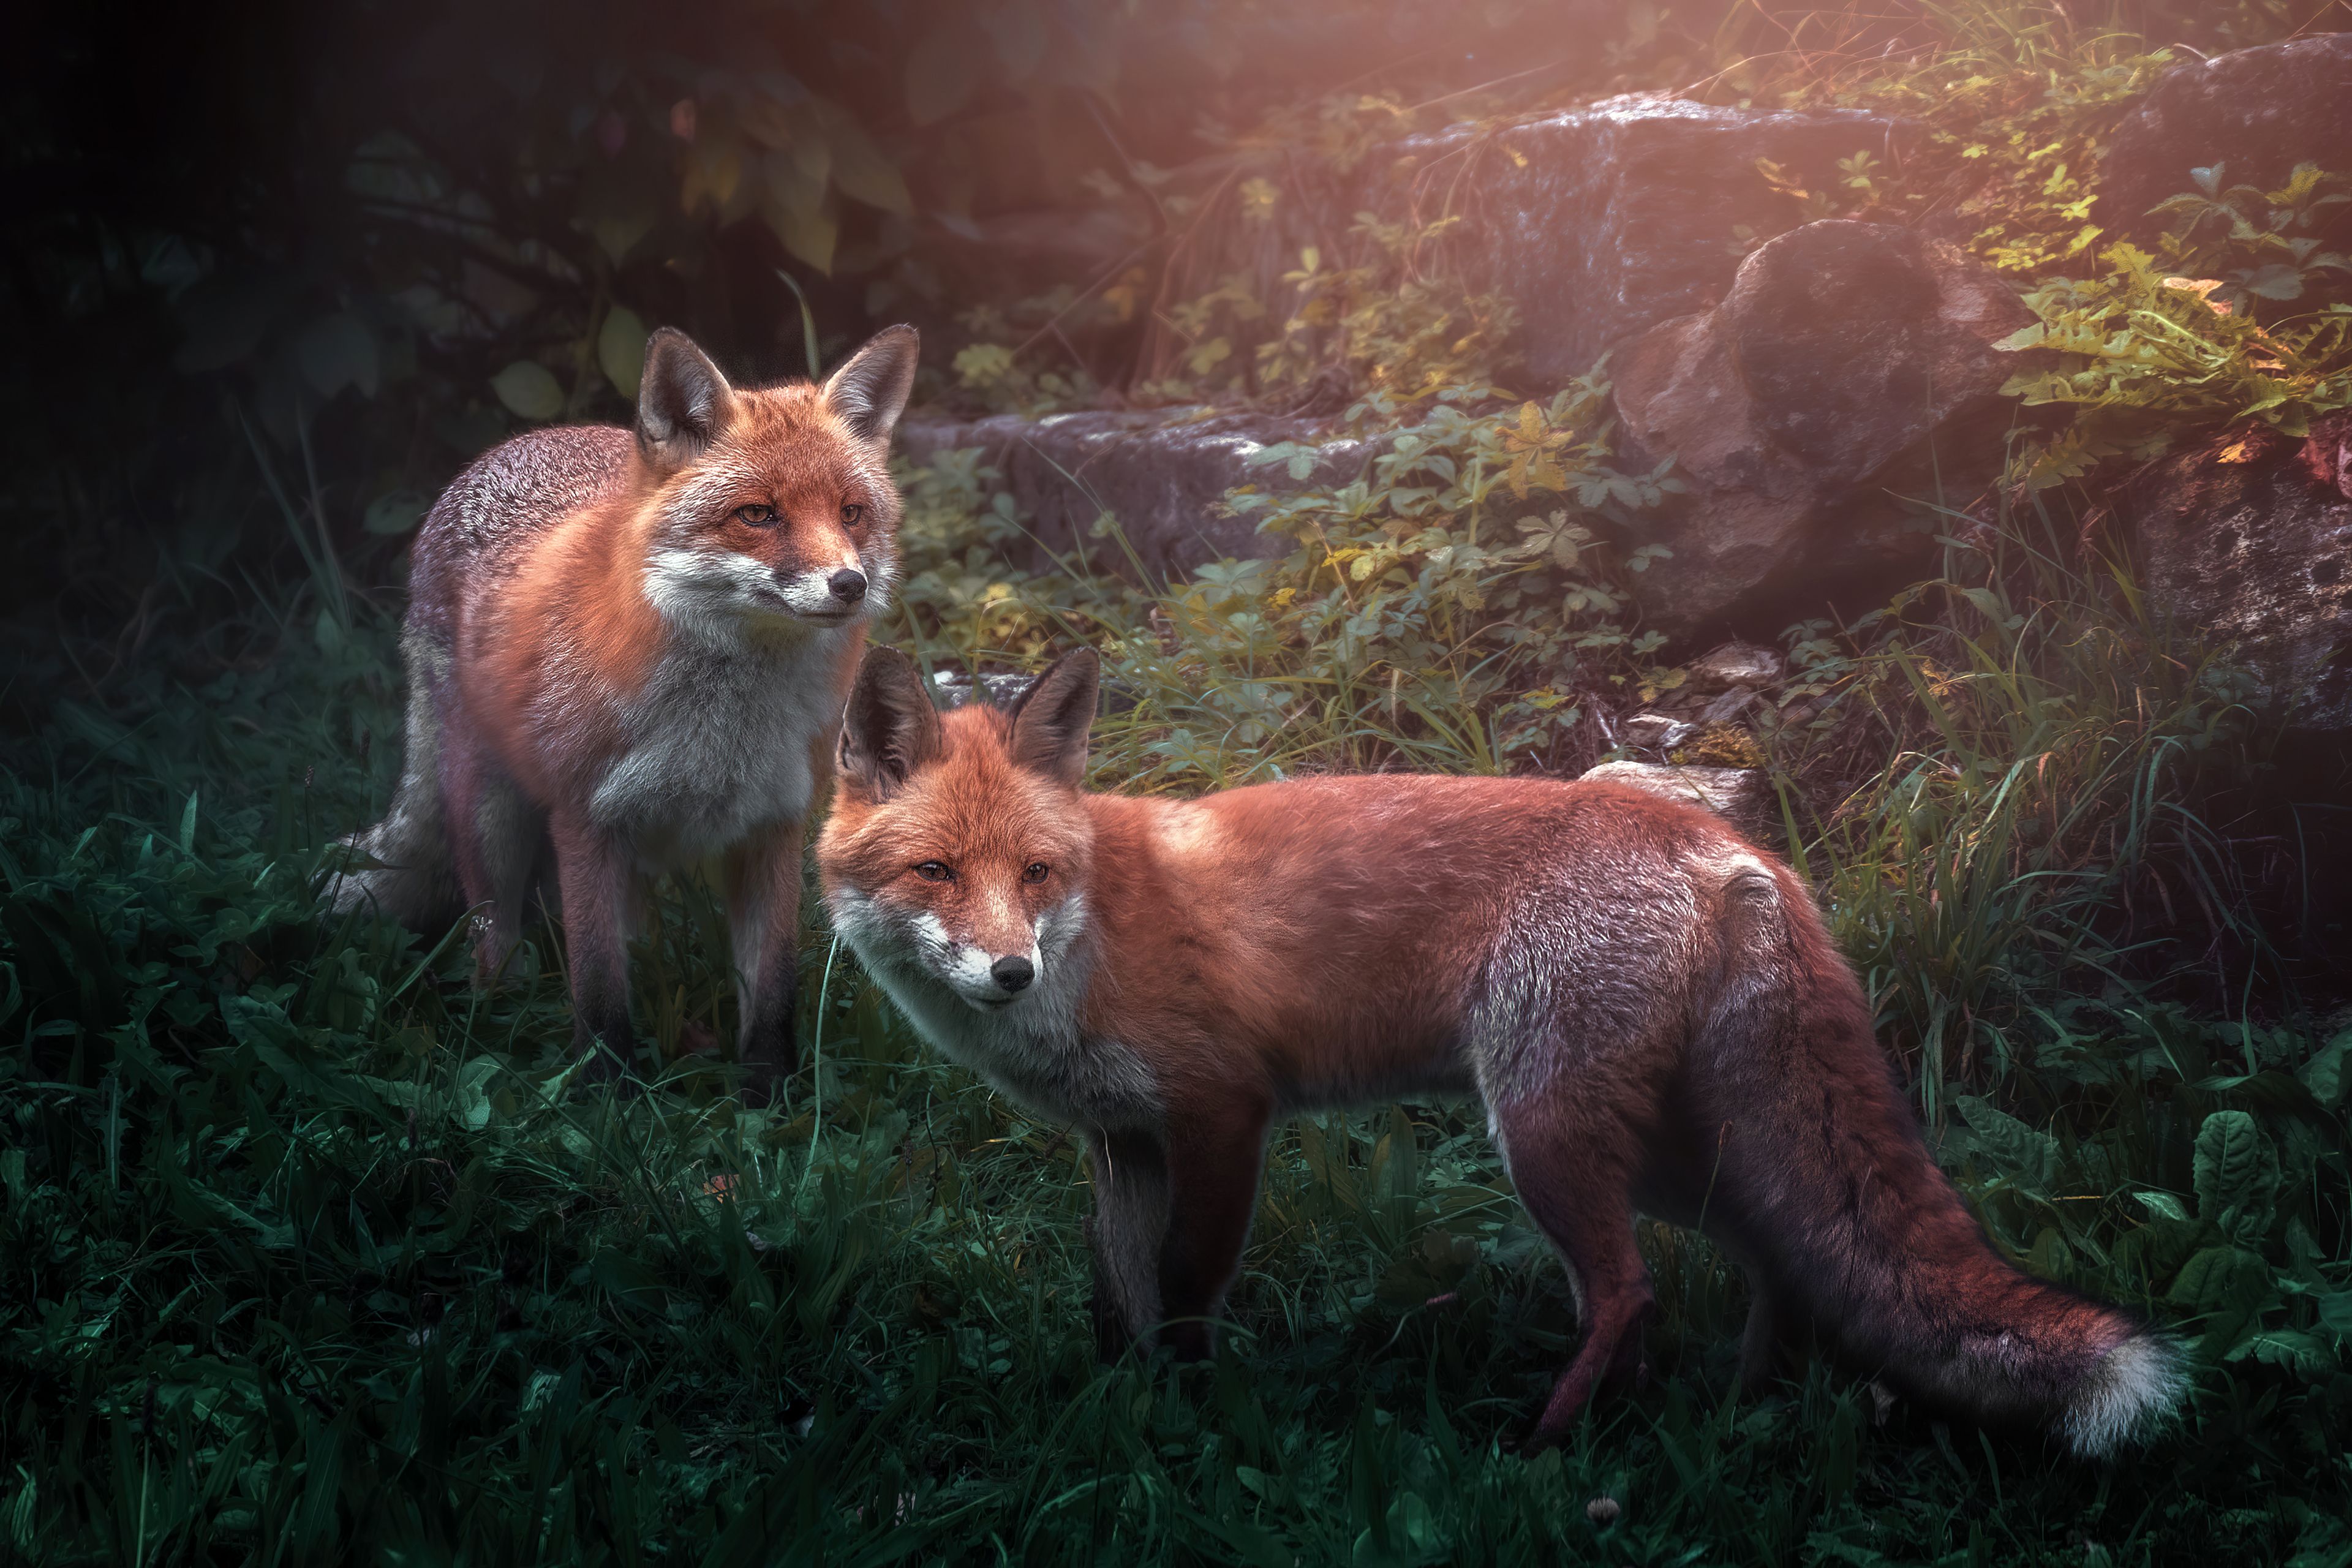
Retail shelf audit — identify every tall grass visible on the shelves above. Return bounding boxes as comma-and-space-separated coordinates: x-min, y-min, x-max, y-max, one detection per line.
1781, 499, 2272, 1121
2, 560, 2348, 1562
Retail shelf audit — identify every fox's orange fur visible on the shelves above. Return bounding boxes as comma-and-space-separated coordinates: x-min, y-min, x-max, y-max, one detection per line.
330, 325, 920, 1088
817, 646, 2186, 1456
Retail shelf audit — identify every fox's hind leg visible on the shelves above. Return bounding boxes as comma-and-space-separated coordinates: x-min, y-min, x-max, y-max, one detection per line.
443, 739, 543, 985
1488, 1090, 1659, 1451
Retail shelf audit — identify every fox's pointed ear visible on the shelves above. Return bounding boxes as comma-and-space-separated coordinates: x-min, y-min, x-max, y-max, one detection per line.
636, 328, 734, 469
1005, 648, 1099, 790
837, 646, 942, 801
821, 324, 919, 447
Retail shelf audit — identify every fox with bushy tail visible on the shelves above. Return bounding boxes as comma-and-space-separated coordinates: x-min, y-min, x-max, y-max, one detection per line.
816, 644, 2185, 1455
327, 324, 918, 1089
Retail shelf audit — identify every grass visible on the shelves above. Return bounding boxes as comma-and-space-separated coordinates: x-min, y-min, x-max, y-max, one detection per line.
4, 483, 2351, 1565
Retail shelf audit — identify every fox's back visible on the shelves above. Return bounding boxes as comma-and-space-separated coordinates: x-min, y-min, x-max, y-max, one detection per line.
1090, 772, 1777, 1100
405, 425, 637, 642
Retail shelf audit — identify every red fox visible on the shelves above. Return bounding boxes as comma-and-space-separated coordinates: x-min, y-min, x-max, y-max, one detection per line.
329, 325, 919, 1087
816, 644, 2185, 1455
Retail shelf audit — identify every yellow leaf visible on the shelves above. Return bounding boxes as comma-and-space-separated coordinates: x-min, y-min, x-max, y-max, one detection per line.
598, 305, 647, 398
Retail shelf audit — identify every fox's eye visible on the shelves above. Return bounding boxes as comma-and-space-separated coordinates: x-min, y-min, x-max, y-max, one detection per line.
913, 861, 954, 883
733, 503, 778, 526
840, 502, 865, 526
1022, 862, 1049, 884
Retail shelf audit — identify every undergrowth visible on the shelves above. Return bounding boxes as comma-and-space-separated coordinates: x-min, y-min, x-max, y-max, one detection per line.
7, 471, 2352, 1562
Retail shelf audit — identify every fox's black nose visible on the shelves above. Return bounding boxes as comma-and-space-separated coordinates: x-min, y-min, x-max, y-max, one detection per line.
990, 956, 1035, 993
827, 568, 867, 603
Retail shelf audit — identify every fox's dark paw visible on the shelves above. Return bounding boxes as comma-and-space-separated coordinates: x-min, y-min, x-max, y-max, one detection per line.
733, 1062, 797, 1110
1090, 1292, 1135, 1362
571, 1032, 641, 1094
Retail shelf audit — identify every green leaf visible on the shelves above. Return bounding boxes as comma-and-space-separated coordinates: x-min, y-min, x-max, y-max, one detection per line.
2239, 263, 2306, 301
980, 0, 1048, 79
598, 305, 648, 399
826, 110, 914, 216
2133, 1191, 2190, 1223
295, 312, 379, 399
2297, 1031, 2350, 1109
178, 790, 199, 855
2223, 1327, 2334, 1380
764, 198, 839, 274
1954, 1096, 2058, 1189
904, 26, 977, 127
172, 277, 281, 373
491, 361, 565, 421
2168, 1244, 2268, 1312
2193, 1109, 2280, 1244
363, 492, 429, 536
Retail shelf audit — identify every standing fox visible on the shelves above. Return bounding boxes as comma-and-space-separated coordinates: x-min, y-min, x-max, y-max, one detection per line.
816, 645, 2186, 1455
330, 325, 919, 1086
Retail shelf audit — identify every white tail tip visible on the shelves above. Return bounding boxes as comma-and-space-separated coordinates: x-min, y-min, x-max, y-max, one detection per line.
2063, 1332, 2187, 1457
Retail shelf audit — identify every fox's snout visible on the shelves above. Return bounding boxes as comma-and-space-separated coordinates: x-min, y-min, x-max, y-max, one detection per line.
911, 911, 1046, 1009
768, 557, 869, 620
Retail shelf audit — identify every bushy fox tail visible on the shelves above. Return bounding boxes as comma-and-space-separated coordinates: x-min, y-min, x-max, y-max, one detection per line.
1708, 865, 2185, 1457
320, 628, 460, 930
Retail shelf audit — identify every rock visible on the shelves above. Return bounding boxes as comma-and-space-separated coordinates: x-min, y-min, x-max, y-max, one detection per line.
2101, 34, 2352, 235
1371, 97, 1910, 385
929, 671, 1036, 708
1613, 220, 2032, 637
1686, 639, 1787, 690
1579, 759, 1780, 845
1695, 686, 1761, 726
2125, 411, 2352, 734
1619, 713, 1697, 751
897, 407, 1375, 581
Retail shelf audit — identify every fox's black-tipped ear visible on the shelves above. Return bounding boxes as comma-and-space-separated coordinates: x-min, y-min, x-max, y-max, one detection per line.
837, 646, 943, 801
821, 324, 919, 447
1005, 648, 1099, 790
636, 328, 734, 469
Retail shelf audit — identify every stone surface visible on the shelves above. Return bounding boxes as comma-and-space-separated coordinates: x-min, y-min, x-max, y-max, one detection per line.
1380, 97, 1910, 385
1579, 759, 1780, 845
929, 671, 1036, 709
1619, 712, 1696, 751
898, 407, 1374, 582
1686, 639, 1788, 690
2125, 412, 2352, 734
2101, 34, 2352, 235
1612, 219, 2032, 637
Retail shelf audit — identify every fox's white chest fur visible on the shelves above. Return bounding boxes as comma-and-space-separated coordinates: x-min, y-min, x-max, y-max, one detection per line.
587, 622, 856, 868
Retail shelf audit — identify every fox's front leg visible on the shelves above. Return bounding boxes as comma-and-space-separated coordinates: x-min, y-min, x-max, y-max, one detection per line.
1156, 1101, 1272, 1360
1086, 1129, 1171, 1357
723, 820, 806, 1093
550, 810, 640, 1078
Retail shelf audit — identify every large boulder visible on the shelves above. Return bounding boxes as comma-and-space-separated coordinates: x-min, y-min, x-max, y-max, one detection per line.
1611, 220, 2032, 637
2125, 412, 2352, 734
897, 407, 1374, 581
1373, 97, 1909, 385
2101, 34, 2352, 235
